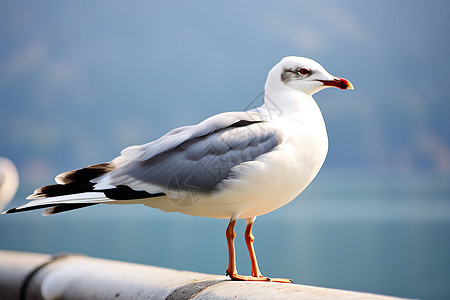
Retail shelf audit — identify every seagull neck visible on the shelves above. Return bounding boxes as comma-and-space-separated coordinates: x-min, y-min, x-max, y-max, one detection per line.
263, 88, 317, 117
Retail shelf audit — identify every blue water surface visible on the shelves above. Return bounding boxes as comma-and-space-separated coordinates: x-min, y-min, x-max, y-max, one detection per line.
1, 171, 450, 300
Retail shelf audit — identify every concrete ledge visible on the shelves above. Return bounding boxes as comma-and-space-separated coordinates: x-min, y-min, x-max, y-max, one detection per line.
0, 250, 410, 300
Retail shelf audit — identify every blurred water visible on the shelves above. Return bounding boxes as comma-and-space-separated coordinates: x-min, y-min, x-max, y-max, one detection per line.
1, 171, 449, 300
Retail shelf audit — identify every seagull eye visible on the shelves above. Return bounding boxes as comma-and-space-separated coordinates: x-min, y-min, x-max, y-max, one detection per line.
297, 68, 310, 76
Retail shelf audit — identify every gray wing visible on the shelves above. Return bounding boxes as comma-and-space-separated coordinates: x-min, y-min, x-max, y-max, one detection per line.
108, 111, 285, 193
119, 111, 270, 161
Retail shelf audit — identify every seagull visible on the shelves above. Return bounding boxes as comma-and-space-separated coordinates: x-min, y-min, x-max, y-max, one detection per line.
3, 56, 353, 282
0, 157, 19, 211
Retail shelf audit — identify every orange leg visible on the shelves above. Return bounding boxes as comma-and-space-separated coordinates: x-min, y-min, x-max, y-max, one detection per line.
225, 218, 292, 283
244, 217, 264, 278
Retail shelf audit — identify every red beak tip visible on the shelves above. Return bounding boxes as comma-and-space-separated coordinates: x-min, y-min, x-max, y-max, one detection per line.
319, 78, 354, 90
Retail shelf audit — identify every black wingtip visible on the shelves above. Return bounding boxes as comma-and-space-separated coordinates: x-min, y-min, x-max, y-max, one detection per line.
1, 208, 14, 214
27, 163, 115, 199
57, 163, 114, 185
30, 182, 96, 199
42, 203, 98, 215
2, 203, 100, 215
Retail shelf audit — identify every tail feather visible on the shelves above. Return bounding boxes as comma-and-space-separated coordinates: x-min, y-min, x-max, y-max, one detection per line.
3, 203, 98, 215
43, 203, 98, 215
2, 162, 166, 216
29, 182, 95, 199
3, 192, 112, 214
55, 163, 114, 184
29, 163, 113, 199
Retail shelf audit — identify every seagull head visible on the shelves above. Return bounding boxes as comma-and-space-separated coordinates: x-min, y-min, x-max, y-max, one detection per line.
267, 56, 354, 96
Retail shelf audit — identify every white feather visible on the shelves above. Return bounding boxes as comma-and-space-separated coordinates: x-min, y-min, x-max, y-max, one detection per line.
18, 192, 113, 210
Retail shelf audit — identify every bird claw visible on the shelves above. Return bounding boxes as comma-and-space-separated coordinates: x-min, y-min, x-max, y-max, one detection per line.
226, 272, 291, 283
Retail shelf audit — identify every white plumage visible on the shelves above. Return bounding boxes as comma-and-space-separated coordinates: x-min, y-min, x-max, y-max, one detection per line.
0, 157, 19, 211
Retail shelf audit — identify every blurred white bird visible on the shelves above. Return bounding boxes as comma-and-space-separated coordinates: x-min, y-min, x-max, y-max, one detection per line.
3, 56, 353, 282
0, 157, 19, 211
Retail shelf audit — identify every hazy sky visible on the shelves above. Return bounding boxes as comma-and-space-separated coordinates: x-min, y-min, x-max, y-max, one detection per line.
1, 0, 450, 188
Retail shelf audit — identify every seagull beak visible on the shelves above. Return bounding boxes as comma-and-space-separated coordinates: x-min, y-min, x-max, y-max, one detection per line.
318, 77, 354, 90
